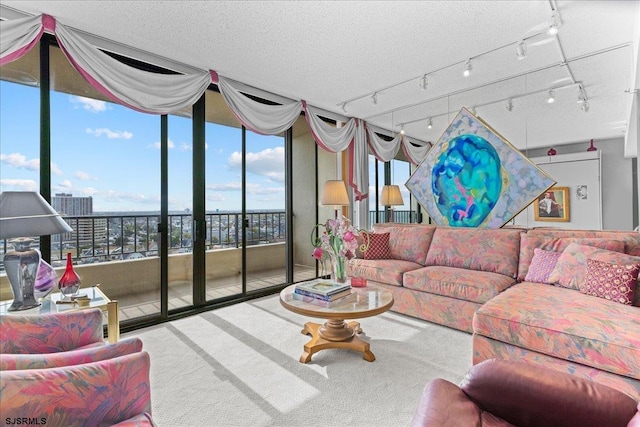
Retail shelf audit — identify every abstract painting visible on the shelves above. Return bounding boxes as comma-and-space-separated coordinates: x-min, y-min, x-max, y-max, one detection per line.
406, 108, 555, 228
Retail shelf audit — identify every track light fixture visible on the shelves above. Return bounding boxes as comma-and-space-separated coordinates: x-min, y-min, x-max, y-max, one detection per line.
547, 90, 555, 104
581, 101, 590, 112
463, 59, 472, 77
506, 99, 514, 112
421, 74, 428, 90
470, 106, 477, 115
400, 125, 405, 135
548, 11, 561, 35
427, 118, 433, 129
516, 40, 527, 60
371, 92, 378, 105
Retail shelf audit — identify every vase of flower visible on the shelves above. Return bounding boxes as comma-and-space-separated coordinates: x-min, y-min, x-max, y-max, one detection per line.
59, 252, 81, 299
311, 215, 369, 284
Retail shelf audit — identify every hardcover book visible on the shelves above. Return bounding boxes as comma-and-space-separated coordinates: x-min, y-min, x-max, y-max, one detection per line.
294, 287, 352, 301
292, 292, 354, 307
294, 280, 351, 297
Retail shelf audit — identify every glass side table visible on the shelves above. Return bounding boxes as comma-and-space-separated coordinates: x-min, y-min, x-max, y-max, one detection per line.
0, 286, 120, 343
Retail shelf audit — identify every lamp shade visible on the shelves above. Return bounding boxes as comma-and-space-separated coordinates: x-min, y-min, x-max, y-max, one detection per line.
0, 191, 73, 239
381, 185, 404, 206
320, 180, 350, 206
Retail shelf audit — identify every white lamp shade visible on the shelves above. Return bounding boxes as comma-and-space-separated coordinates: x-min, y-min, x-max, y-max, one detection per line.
381, 185, 404, 206
320, 180, 350, 206
0, 191, 73, 239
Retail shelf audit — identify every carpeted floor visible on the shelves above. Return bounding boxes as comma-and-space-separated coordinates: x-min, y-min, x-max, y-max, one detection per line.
124, 294, 473, 427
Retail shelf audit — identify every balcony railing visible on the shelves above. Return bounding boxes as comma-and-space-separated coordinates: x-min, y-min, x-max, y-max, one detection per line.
1, 210, 417, 269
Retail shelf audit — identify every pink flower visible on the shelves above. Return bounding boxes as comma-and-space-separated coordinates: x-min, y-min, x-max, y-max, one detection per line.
343, 231, 355, 243
312, 247, 324, 260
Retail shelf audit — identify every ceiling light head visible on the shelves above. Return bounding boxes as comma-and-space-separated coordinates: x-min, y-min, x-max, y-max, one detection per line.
470, 107, 477, 115
463, 59, 472, 77
371, 92, 378, 105
506, 99, 514, 112
400, 125, 405, 135
547, 90, 555, 104
548, 11, 561, 35
427, 118, 433, 129
581, 101, 590, 112
577, 84, 587, 104
421, 74, 428, 90
341, 102, 347, 113
516, 40, 527, 60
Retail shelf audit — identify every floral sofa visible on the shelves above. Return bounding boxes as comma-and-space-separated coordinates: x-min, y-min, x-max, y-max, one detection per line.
347, 224, 640, 400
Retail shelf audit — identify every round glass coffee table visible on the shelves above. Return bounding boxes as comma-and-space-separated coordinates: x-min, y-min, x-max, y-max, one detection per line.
280, 281, 394, 363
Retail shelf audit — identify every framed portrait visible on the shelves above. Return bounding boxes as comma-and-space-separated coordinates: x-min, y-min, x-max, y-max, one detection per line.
534, 186, 570, 222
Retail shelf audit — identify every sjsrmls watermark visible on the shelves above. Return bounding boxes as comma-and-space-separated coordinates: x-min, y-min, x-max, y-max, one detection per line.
4, 418, 47, 425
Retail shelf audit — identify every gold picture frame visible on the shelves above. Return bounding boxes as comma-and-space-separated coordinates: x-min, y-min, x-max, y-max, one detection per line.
534, 186, 570, 222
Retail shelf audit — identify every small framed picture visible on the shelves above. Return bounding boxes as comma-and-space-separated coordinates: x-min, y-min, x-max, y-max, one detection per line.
534, 187, 570, 222
576, 185, 588, 200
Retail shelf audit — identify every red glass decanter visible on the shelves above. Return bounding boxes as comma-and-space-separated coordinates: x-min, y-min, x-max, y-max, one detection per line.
58, 252, 81, 298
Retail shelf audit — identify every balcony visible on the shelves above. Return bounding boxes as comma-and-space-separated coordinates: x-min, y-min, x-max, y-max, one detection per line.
1, 210, 415, 323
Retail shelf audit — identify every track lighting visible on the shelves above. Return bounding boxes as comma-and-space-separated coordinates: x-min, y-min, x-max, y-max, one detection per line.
463, 59, 472, 77
547, 90, 555, 104
427, 118, 433, 129
506, 99, 513, 111
516, 40, 527, 60
421, 74, 428, 90
548, 11, 561, 35
371, 92, 378, 105
470, 107, 477, 115
400, 125, 405, 135
581, 101, 590, 112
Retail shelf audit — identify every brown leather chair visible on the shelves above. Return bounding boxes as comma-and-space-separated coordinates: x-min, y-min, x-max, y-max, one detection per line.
412, 358, 639, 427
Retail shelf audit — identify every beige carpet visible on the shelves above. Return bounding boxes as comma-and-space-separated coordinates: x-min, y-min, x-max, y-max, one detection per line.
125, 294, 473, 427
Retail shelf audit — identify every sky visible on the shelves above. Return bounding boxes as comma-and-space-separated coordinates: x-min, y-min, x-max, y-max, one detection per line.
1, 79, 412, 213
0, 81, 286, 212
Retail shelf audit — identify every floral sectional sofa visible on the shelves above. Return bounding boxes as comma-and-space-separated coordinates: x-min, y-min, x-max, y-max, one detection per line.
347, 224, 640, 400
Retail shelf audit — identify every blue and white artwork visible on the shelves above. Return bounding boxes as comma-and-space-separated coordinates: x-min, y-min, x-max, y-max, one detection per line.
406, 108, 555, 228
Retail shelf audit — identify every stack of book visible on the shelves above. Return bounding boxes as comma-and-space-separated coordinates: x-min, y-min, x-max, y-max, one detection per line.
293, 281, 352, 306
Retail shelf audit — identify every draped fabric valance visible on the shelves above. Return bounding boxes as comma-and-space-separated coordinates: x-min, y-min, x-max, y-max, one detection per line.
0, 13, 433, 201
217, 76, 302, 135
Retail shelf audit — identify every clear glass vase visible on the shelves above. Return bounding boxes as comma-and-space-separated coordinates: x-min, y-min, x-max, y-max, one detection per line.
330, 254, 347, 284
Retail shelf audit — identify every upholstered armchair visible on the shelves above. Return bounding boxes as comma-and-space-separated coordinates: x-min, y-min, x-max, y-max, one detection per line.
0, 351, 154, 426
0, 308, 105, 354
413, 358, 639, 427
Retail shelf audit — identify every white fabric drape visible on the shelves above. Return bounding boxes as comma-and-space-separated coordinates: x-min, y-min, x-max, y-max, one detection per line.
304, 104, 356, 152
349, 119, 369, 201
54, 21, 212, 114
366, 123, 402, 162
402, 136, 431, 164
0, 14, 43, 66
217, 76, 302, 135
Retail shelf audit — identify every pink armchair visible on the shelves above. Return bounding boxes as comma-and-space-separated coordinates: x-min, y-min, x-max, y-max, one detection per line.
0, 308, 105, 354
0, 351, 154, 426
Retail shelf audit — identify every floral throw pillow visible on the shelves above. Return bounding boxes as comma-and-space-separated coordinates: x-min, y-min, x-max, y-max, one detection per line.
524, 248, 561, 284
582, 258, 639, 305
364, 232, 392, 260
547, 242, 627, 290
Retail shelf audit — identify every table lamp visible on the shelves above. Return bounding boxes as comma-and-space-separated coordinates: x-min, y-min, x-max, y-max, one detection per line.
320, 180, 350, 218
0, 191, 73, 311
381, 185, 404, 222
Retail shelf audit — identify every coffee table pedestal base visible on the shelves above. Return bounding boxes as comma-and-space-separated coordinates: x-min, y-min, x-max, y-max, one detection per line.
299, 320, 374, 363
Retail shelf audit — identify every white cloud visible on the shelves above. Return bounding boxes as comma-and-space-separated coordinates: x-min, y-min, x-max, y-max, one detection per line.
75, 171, 97, 181
228, 146, 285, 182
70, 96, 107, 113
0, 179, 38, 191
82, 187, 98, 196
58, 179, 73, 189
151, 139, 175, 149
206, 182, 283, 196
1, 152, 39, 171
102, 190, 158, 205
179, 142, 191, 151
86, 128, 133, 139
51, 163, 63, 176
207, 182, 242, 192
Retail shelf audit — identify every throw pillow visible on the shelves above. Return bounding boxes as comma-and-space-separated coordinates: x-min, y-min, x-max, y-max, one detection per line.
524, 248, 561, 284
582, 258, 639, 305
364, 232, 392, 260
547, 242, 636, 290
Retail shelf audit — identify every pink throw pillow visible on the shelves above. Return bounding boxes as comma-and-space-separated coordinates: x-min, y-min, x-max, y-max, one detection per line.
582, 258, 639, 305
547, 242, 635, 290
364, 232, 392, 260
524, 248, 561, 284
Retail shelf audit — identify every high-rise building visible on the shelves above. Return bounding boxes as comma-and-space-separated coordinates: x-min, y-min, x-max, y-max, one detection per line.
52, 194, 106, 247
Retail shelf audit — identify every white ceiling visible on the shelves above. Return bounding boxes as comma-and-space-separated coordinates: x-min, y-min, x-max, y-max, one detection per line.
2, 1, 639, 151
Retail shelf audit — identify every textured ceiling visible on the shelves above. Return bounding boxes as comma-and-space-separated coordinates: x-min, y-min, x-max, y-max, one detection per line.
1, 1, 638, 151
